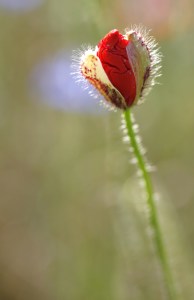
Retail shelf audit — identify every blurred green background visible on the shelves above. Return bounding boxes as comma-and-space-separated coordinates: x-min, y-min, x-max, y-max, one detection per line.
0, 0, 194, 299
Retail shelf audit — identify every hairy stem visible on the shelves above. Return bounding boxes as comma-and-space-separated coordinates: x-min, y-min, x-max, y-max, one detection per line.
123, 108, 176, 300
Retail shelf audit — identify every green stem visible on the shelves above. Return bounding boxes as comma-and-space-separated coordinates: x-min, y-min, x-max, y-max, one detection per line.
123, 108, 176, 300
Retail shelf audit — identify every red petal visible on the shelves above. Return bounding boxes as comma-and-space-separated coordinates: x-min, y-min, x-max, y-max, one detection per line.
97, 29, 136, 107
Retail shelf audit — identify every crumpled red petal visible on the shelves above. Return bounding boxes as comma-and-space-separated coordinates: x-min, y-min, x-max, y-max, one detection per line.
97, 29, 137, 107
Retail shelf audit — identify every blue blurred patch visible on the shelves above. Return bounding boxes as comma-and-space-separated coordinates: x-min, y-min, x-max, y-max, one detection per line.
29, 52, 106, 114
0, 0, 44, 12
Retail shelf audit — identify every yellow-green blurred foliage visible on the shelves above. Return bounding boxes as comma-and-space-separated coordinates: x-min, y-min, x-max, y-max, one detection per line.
0, 0, 194, 299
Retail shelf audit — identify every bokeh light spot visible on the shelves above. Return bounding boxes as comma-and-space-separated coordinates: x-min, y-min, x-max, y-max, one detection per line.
0, 0, 44, 12
29, 52, 105, 114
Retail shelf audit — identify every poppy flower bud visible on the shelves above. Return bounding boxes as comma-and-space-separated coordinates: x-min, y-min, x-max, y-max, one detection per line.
74, 26, 161, 110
